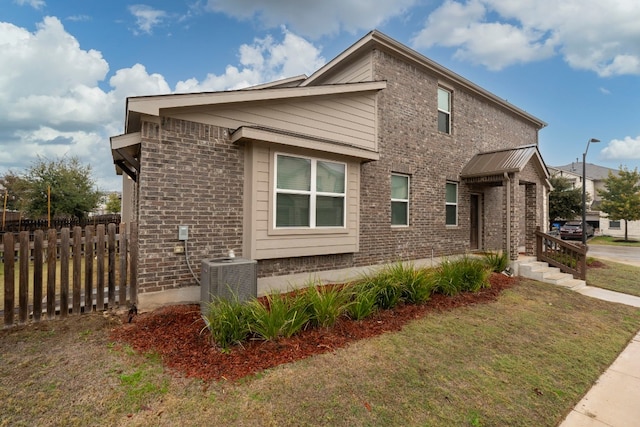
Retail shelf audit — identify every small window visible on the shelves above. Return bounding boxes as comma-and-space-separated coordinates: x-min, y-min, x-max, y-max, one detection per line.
275, 154, 346, 228
391, 174, 409, 226
445, 182, 457, 226
609, 220, 621, 229
438, 87, 451, 134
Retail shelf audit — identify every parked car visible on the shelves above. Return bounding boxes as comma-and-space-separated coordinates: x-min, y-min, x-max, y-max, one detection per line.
560, 221, 594, 240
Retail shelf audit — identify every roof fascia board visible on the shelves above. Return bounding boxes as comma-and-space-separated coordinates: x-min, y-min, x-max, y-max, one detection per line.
231, 127, 380, 161
127, 81, 387, 117
110, 132, 141, 150
303, 30, 546, 129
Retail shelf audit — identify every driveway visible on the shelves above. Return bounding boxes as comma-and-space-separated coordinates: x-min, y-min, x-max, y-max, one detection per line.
587, 244, 640, 267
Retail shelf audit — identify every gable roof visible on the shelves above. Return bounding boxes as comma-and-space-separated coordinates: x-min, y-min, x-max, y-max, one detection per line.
302, 30, 546, 130
551, 163, 619, 180
461, 144, 550, 183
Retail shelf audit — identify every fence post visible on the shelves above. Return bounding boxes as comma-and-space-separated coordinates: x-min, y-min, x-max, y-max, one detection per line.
19, 231, 29, 323
3, 232, 15, 327
33, 230, 44, 322
118, 223, 127, 306
108, 223, 116, 309
47, 229, 57, 319
129, 222, 138, 305
60, 228, 70, 318
84, 225, 94, 312
96, 224, 105, 311
73, 226, 82, 314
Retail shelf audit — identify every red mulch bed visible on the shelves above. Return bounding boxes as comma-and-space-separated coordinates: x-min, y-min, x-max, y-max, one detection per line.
110, 273, 517, 382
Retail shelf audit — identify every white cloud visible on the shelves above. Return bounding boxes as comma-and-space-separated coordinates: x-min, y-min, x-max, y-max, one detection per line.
14, 0, 45, 9
175, 28, 325, 92
204, 0, 418, 38
601, 136, 640, 160
0, 17, 325, 190
0, 17, 174, 190
128, 4, 167, 35
412, 0, 640, 76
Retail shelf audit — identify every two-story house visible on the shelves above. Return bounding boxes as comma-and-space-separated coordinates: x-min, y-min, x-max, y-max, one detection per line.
110, 30, 550, 302
551, 162, 640, 238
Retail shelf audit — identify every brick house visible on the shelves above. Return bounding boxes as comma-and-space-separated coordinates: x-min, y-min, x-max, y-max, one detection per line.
110, 30, 550, 301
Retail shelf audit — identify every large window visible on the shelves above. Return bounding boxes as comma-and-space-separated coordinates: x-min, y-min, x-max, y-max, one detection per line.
275, 154, 346, 228
609, 220, 621, 229
438, 87, 451, 134
445, 182, 458, 226
391, 174, 409, 226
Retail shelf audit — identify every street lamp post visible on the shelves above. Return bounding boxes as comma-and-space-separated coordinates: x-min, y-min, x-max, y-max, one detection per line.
582, 138, 601, 245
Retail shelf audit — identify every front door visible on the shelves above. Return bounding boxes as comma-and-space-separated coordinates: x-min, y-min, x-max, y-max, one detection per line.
470, 194, 479, 250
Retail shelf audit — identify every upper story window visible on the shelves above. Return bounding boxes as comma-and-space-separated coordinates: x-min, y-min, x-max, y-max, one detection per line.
445, 181, 458, 226
438, 87, 452, 134
275, 154, 346, 228
391, 174, 410, 226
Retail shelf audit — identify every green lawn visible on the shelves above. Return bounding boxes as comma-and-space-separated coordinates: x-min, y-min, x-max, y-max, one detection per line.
588, 259, 640, 297
590, 235, 640, 246
2, 278, 640, 426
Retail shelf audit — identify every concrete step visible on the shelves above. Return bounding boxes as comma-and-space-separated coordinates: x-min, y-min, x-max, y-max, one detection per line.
517, 259, 586, 290
519, 262, 562, 281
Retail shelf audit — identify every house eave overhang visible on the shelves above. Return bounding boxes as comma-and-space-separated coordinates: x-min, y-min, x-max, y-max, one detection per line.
124, 81, 387, 133
461, 144, 550, 187
302, 30, 546, 130
110, 132, 141, 181
231, 126, 380, 161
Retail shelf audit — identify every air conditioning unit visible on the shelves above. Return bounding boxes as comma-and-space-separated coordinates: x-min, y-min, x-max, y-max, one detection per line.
200, 258, 257, 310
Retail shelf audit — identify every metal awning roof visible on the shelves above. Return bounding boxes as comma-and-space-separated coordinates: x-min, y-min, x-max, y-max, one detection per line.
460, 144, 549, 184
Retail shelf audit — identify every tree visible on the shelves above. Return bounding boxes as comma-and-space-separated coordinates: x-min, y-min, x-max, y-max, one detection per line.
548, 175, 583, 225
598, 166, 640, 241
2, 156, 103, 220
0, 171, 30, 212
105, 192, 121, 214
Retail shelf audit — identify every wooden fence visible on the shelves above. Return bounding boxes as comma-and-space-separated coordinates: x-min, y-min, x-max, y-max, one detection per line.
2, 222, 137, 328
1, 214, 122, 234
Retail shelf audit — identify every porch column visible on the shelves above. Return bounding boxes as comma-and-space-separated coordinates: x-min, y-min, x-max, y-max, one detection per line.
503, 173, 519, 260
525, 183, 537, 256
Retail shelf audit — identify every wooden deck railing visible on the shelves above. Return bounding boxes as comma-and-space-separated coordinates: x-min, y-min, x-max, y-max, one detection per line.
535, 226, 587, 280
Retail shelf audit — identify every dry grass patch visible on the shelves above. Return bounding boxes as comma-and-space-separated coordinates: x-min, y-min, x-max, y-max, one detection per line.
1, 280, 640, 426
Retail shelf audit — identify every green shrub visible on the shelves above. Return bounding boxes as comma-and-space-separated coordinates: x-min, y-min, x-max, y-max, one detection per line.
201, 294, 252, 351
302, 282, 351, 328
397, 264, 435, 304
433, 256, 491, 296
247, 293, 311, 341
482, 251, 509, 273
346, 281, 379, 320
365, 267, 403, 310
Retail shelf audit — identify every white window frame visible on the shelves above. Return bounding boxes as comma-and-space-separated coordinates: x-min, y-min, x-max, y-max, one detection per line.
274, 153, 347, 229
438, 87, 452, 134
391, 173, 410, 227
445, 181, 458, 226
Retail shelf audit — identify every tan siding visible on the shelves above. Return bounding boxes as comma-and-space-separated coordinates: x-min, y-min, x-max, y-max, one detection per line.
319, 53, 373, 84
168, 93, 377, 151
249, 144, 360, 259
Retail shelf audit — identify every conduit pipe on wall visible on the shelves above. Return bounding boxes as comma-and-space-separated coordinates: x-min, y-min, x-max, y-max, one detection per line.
504, 172, 511, 259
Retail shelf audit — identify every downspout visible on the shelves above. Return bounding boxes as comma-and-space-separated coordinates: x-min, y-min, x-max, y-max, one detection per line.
504, 172, 511, 259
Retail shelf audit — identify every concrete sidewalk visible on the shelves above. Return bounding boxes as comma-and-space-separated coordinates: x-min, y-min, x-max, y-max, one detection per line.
559, 289, 640, 426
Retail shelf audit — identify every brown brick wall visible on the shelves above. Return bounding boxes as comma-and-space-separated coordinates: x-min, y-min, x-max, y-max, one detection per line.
133, 47, 546, 289
136, 118, 244, 292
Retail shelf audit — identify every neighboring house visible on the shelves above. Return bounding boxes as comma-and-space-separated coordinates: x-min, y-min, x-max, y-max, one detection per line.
551, 162, 640, 238
110, 30, 550, 298
91, 191, 122, 216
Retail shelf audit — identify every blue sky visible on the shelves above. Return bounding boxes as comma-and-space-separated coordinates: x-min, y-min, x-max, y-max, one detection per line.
1, 0, 639, 191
